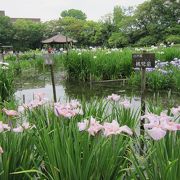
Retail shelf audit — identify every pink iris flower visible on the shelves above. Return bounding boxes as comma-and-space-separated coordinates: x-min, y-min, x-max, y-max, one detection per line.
141, 113, 159, 123
56, 108, 76, 118
54, 100, 83, 118
22, 122, 30, 129
69, 99, 81, 109
0, 121, 11, 132
87, 117, 103, 136
18, 105, 25, 113
142, 112, 180, 140
103, 120, 121, 137
27, 98, 47, 109
147, 126, 166, 140
12, 126, 24, 133
23, 92, 48, 110
78, 118, 133, 137
77, 119, 89, 131
176, 124, 180, 130
103, 120, 133, 137
77, 117, 103, 136
2, 108, 19, 117
119, 125, 133, 135
120, 100, 131, 109
171, 106, 180, 116
107, 94, 120, 102
0, 146, 3, 154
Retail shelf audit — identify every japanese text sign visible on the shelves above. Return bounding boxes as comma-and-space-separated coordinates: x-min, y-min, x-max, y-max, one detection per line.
132, 53, 155, 68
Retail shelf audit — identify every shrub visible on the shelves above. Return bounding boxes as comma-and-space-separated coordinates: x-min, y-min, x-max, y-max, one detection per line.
166, 35, 180, 44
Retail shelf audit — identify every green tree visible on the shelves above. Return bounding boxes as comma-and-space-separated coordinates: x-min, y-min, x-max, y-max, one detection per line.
58, 17, 84, 44
0, 16, 14, 45
109, 6, 130, 47
43, 20, 61, 38
108, 32, 129, 47
99, 13, 115, 46
129, 0, 180, 45
13, 20, 44, 50
113, 6, 124, 28
61, 9, 87, 20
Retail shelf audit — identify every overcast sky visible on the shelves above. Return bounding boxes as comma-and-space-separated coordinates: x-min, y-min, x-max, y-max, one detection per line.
0, 0, 146, 22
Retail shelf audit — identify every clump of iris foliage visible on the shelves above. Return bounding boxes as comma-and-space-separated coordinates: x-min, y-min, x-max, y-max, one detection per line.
62, 46, 180, 82
0, 93, 179, 180
129, 61, 180, 91
0, 63, 15, 102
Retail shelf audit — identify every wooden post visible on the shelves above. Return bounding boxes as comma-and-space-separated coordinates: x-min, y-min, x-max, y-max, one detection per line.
140, 66, 146, 155
23, 94, 25, 104
66, 36, 69, 61
0, 53, 3, 62
16, 53, 21, 74
132, 51, 155, 155
90, 73, 92, 89
2, 53, 4, 62
44, 53, 57, 102
50, 64, 57, 102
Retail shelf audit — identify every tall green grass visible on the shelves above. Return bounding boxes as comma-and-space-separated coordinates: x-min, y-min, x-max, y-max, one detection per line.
128, 67, 180, 91
129, 132, 180, 180
63, 49, 132, 81
0, 67, 15, 102
0, 131, 39, 180
62, 46, 180, 82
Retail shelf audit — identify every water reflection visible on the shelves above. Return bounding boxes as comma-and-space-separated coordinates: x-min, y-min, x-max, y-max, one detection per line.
15, 72, 180, 108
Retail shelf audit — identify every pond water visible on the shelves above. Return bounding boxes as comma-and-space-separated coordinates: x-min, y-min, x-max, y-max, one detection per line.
15, 71, 180, 109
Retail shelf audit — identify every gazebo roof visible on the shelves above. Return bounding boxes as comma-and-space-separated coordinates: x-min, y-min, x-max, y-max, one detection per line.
42, 34, 77, 44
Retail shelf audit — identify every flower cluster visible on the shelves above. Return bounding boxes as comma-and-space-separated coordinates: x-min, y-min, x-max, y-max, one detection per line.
0, 121, 33, 133
142, 109, 180, 140
169, 58, 180, 68
2, 93, 48, 119
171, 106, 180, 116
17, 92, 48, 113
54, 99, 83, 118
106, 94, 131, 108
152, 58, 180, 70
0, 61, 9, 70
25, 92, 48, 110
78, 117, 133, 137
119, 100, 131, 109
107, 93, 120, 102
2, 108, 19, 116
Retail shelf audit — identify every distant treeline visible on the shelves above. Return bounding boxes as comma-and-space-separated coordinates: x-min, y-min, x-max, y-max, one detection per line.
0, 0, 179, 51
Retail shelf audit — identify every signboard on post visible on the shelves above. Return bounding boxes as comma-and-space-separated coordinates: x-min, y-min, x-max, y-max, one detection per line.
132, 52, 155, 155
132, 53, 155, 68
44, 54, 53, 65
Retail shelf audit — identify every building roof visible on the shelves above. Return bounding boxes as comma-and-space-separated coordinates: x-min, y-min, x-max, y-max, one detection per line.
11, 18, 41, 23
0, 11, 5, 16
0, 10, 41, 22
42, 34, 77, 44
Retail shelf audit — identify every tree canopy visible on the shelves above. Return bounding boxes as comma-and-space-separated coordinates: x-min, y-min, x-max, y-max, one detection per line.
60, 9, 87, 20
0, 16, 14, 45
1, 0, 180, 50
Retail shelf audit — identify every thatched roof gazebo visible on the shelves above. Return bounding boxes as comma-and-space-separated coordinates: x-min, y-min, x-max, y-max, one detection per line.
42, 34, 77, 47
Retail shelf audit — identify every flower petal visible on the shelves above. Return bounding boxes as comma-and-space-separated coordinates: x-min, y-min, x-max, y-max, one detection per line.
147, 127, 166, 140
